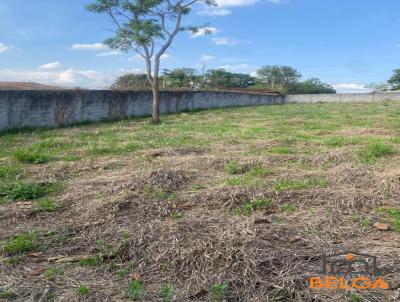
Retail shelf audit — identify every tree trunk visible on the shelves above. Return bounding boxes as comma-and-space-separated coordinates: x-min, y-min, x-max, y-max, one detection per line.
151, 81, 160, 124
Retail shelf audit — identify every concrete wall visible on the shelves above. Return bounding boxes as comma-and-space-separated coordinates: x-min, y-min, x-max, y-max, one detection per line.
0, 90, 283, 131
285, 92, 400, 103
1, 90, 400, 132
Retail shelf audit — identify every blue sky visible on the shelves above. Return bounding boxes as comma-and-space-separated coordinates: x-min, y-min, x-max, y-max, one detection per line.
0, 0, 399, 92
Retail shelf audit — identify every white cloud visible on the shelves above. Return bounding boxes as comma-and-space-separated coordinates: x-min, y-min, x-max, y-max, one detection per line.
198, 8, 232, 16
0, 42, 13, 53
57, 69, 102, 85
198, 0, 283, 16
215, 0, 258, 8
71, 43, 108, 50
332, 83, 372, 93
216, 64, 255, 73
190, 27, 218, 38
96, 50, 122, 57
200, 54, 215, 62
0, 68, 111, 88
39, 61, 61, 70
212, 37, 239, 45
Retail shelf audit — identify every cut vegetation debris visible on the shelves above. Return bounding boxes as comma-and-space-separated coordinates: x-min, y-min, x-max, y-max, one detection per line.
1, 101, 400, 301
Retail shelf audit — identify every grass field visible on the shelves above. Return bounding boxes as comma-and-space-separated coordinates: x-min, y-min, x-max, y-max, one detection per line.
1, 101, 400, 301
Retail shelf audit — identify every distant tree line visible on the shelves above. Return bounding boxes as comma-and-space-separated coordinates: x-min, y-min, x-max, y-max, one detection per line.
367, 69, 400, 92
111, 65, 336, 94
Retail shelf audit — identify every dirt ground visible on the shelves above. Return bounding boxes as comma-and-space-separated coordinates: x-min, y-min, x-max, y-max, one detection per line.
1, 101, 400, 301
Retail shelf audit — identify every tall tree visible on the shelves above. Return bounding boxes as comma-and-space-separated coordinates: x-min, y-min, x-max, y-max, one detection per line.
86, 0, 215, 124
165, 68, 199, 88
111, 73, 150, 89
287, 78, 336, 94
256, 65, 301, 92
388, 69, 400, 90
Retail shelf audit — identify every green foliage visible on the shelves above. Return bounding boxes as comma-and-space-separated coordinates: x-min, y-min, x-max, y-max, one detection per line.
13, 148, 55, 164
77, 285, 90, 295
80, 256, 102, 266
358, 141, 396, 164
44, 267, 64, 280
0, 164, 20, 179
205, 69, 256, 89
274, 178, 328, 192
224, 161, 241, 174
268, 146, 295, 154
286, 78, 336, 94
35, 198, 56, 212
246, 166, 271, 177
171, 212, 183, 220
164, 68, 199, 88
388, 68, 400, 90
211, 283, 228, 301
347, 292, 362, 302
127, 280, 144, 301
0, 290, 17, 300
160, 284, 173, 302
0, 180, 59, 201
111, 73, 150, 90
235, 198, 271, 216
117, 262, 135, 278
256, 65, 301, 92
376, 208, 400, 232
3, 232, 38, 255
281, 203, 296, 213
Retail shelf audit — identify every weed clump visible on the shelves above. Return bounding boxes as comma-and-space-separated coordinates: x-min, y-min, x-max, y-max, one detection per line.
2, 232, 38, 255
358, 141, 396, 164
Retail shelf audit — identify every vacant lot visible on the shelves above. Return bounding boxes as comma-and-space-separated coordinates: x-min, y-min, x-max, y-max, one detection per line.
1, 101, 400, 302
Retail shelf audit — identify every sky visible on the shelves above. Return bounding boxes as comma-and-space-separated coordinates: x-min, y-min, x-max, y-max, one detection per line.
0, 0, 400, 92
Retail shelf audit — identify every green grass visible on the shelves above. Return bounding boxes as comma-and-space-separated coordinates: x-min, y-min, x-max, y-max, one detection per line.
160, 284, 173, 302
117, 262, 135, 278
2, 232, 38, 255
268, 146, 295, 154
127, 280, 144, 301
13, 148, 56, 164
34, 198, 57, 212
211, 283, 228, 301
235, 198, 271, 216
274, 178, 328, 192
44, 267, 64, 280
224, 161, 241, 175
0, 163, 21, 179
324, 136, 361, 147
281, 203, 297, 213
0, 180, 59, 202
0, 290, 17, 300
79, 256, 102, 266
77, 285, 90, 295
358, 141, 396, 164
375, 208, 400, 232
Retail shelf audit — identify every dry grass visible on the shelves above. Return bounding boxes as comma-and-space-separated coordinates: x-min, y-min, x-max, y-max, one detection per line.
1, 101, 400, 301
